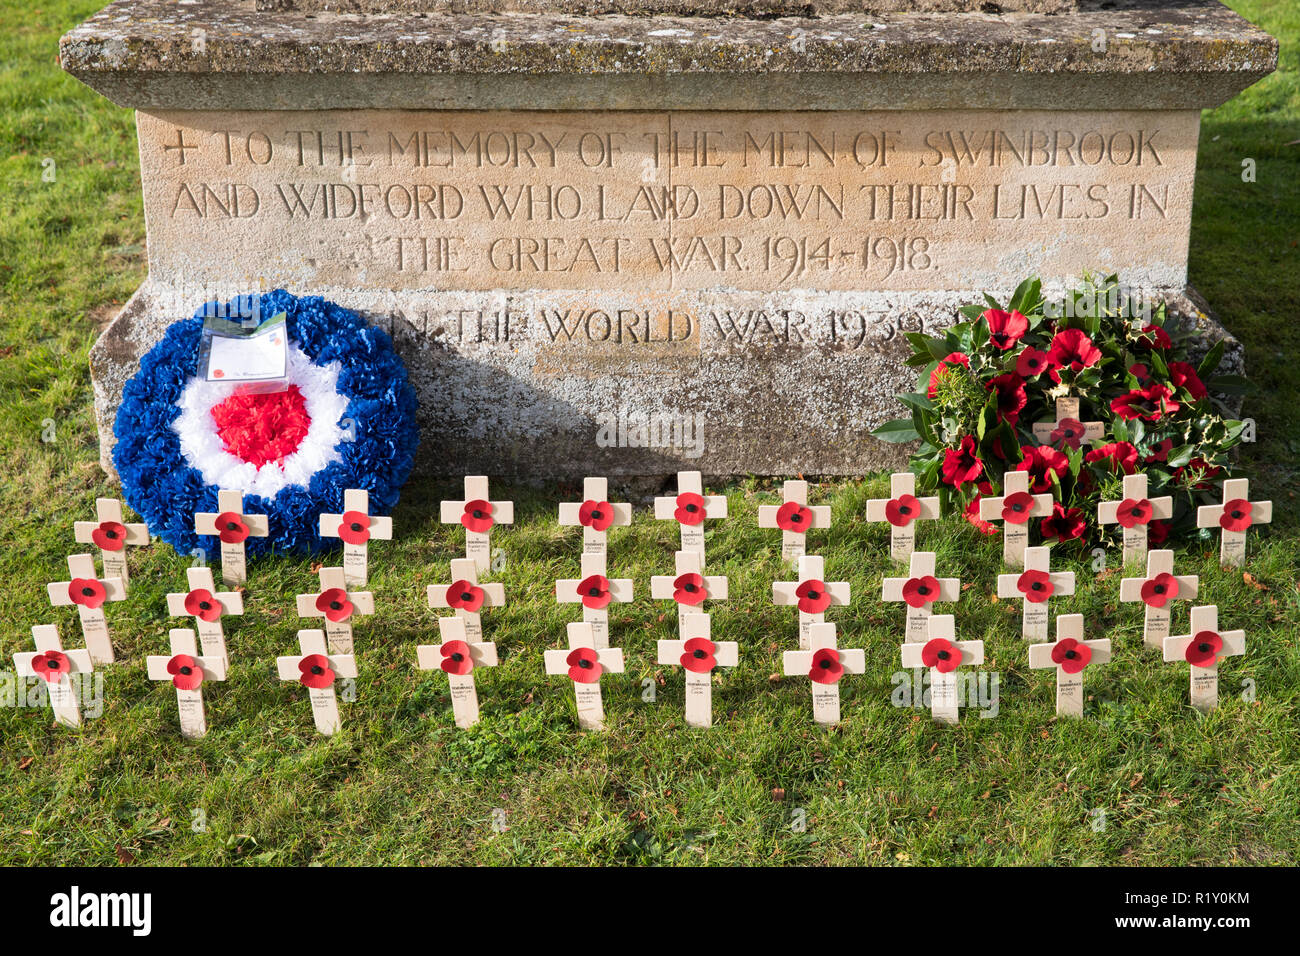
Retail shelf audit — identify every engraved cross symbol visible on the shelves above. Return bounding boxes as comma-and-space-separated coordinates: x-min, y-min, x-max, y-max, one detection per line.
163, 129, 197, 166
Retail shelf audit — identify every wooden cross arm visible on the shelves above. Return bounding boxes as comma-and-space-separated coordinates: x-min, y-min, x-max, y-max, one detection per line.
543, 647, 625, 676
772, 581, 850, 605
275, 655, 358, 681
656, 639, 740, 668
978, 492, 1052, 521
1197, 500, 1273, 527
650, 576, 729, 600
864, 496, 940, 522
1027, 639, 1111, 670
74, 520, 149, 546
758, 503, 833, 529
900, 640, 984, 668
440, 500, 515, 524
1163, 631, 1246, 663
166, 590, 244, 616
416, 641, 498, 671
558, 501, 633, 526
48, 577, 126, 606
145, 654, 228, 682
653, 495, 728, 520
427, 582, 506, 608
881, 576, 960, 602
1119, 575, 1199, 602
14, 648, 94, 677
295, 591, 375, 617
782, 648, 866, 676
995, 571, 1076, 598
319, 513, 394, 539
556, 577, 635, 603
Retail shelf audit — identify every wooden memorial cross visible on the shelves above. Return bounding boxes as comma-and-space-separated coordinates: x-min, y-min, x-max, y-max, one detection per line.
440, 476, 514, 572
772, 554, 850, 650
543, 621, 625, 731
1097, 473, 1173, 565
781, 622, 864, 726
1196, 478, 1272, 567
296, 566, 374, 655
656, 612, 738, 728
653, 470, 727, 559
73, 497, 148, 590
558, 476, 632, 561
650, 550, 728, 640
318, 488, 393, 587
979, 471, 1053, 567
881, 551, 960, 644
556, 551, 634, 649
865, 472, 940, 562
1027, 614, 1111, 717
996, 545, 1076, 641
194, 489, 268, 586
1163, 605, 1245, 714
145, 628, 228, 738
13, 625, 93, 728
758, 479, 831, 562
46, 553, 125, 665
427, 557, 505, 642
416, 616, 498, 729
1119, 549, 1199, 649
276, 629, 357, 735
166, 566, 243, 661
900, 615, 985, 725
1031, 395, 1104, 449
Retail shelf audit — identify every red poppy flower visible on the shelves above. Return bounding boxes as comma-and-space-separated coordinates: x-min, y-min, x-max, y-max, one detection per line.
1134, 324, 1172, 350
566, 646, 602, 683
1017, 569, 1055, 603
316, 587, 354, 623
215, 511, 250, 544
460, 499, 494, 533
673, 573, 707, 606
439, 639, 474, 676
298, 654, 336, 689
1185, 630, 1223, 668
1116, 498, 1153, 529
67, 577, 107, 610
1001, 491, 1037, 525
1128, 363, 1151, 383
809, 647, 844, 684
167, 653, 205, 690
1146, 438, 1173, 464
1050, 638, 1092, 674
577, 574, 612, 610
578, 499, 615, 532
1046, 329, 1102, 378
776, 500, 813, 533
941, 435, 983, 489
31, 650, 70, 684
927, 351, 970, 399
964, 482, 999, 535
1111, 384, 1180, 423
681, 637, 717, 674
184, 588, 222, 623
1167, 361, 1208, 401
674, 492, 707, 526
1017, 444, 1069, 493
1140, 572, 1180, 608
1016, 346, 1055, 378
446, 580, 485, 613
1041, 502, 1087, 543
1085, 441, 1139, 475
885, 494, 921, 528
1050, 418, 1087, 450
795, 579, 832, 614
1219, 499, 1254, 532
92, 521, 127, 552
986, 373, 1028, 425
338, 510, 371, 545
902, 575, 941, 608
921, 638, 961, 674
1148, 520, 1170, 546
983, 309, 1029, 350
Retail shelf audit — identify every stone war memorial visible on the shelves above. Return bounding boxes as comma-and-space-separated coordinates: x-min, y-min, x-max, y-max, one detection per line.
61, 0, 1275, 479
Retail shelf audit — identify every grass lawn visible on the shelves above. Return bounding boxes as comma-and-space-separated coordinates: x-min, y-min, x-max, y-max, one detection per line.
0, 0, 1297, 866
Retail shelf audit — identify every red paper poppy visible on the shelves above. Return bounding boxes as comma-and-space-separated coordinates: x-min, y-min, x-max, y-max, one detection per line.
985, 373, 1028, 425
674, 492, 707, 526
1219, 499, 1254, 532
31, 650, 70, 684
1051, 638, 1092, 674
795, 579, 832, 614
1145, 438, 1174, 463
1047, 329, 1102, 377
1116, 498, 1153, 529
338, 510, 371, 545
1016, 444, 1069, 493
1168, 361, 1208, 400
184, 587, 223, 623
566, 646, 602, 683
681, 637, 717, 674
1017, 569, 1055, 603
1041, 502, 1087, 543
1128, 362, 1151, 383
1140, 572, 1180, 608
446, 580, 485, 613
775, 500, 812, 533
927, 351, 970, 400
92, 521, 127, 552
809, 647, 844, 684
885, 493, 922, 528
578, 499, 615, 532
1001, 491, 1037, 525
964, 482, 999, 536
1111, 384, 1180, 423
1134, 324, 1172, 350
902, 575, 941, 609
439, 639, 474, 676
577, 574, 612, 610
941, 435, 983, 489
983, 309, 1029, 351
1050, 417, 1087, 450
1085, 441, 1140, 476
167, 653, 205, 691
460, 499, 494, 533
298, 654, 336, 689
67, 577, 107, 610
1148, 520, 1171, 546
921, 638, 961, 674
672, 572, 707, 606
1015, 346, 1054, 379
215, 511, 250, 544
316, 587, 354, 623
1185, 630, 1223, 668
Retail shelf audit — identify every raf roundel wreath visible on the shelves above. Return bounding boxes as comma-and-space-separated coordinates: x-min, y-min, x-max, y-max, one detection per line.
113, 290, 419, 556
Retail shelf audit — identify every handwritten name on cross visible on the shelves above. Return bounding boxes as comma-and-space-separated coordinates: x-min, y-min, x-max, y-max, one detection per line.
1163, 605, 1245, 713
166, 566, 242, 662
882, 551, 960, 643
782, 622, 864, 726
276, 629, 356, 736
319, 488, 393, 587
1196, 478, 1272, 567
13, 625, 93, 728
558, 476, 631, 561
865, 472, 939, 562
543, 621, 624, 731
297, 566, 374, 655
656, 612, 738, 728
146, 628, 228, 738
772, 554, 850, 650
73, 497, 148, 591
440, 476, 513, 572
900, 615, 985, 724
556, 551, 633, 649
758, 479, 831, 562
416, 616, 498, 729
650, 550, 728, 641
979, 471, 1053, 567
1097, 473, 1172, 565
1119, 549, 1198, 649
1027, 614, 1110, 717
194, 489, 268, 586
653, 470, 726, 560
996, 546, 1076, 641
427, 557, 505, 642
47, 553, 124, 665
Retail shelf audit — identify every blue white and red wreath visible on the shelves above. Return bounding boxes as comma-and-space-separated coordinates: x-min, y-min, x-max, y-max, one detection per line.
113, 290, 419, 556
